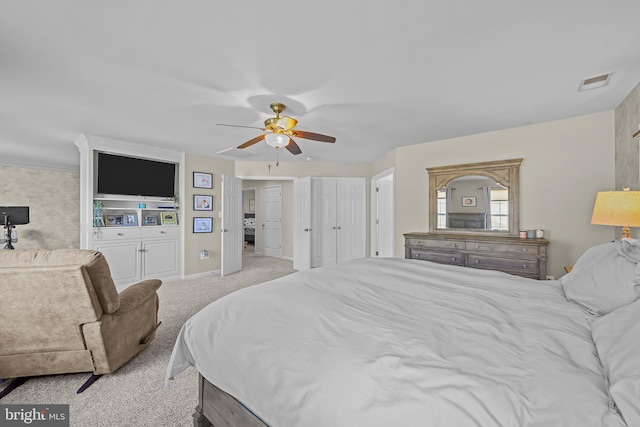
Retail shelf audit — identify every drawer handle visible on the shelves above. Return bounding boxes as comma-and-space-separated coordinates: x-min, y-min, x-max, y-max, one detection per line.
415, 253, 421, 257
474, 259, 479, 264
160, 231, 166, 234
117, 233, 123, 236
522, 248, 528, 252
452, 257, 457, 261
451, 243, 458, 247
522, 264, 528, 269
475, 245, 480, 249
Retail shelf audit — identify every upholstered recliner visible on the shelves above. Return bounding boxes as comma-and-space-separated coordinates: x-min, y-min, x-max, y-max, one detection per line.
0, 249, 161, 396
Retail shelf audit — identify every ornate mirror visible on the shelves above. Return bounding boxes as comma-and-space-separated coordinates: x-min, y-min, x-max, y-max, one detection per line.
427, 158, 522, 235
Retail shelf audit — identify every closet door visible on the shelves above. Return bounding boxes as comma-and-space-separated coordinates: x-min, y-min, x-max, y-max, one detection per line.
336, 178, 366, 263
311, 178, 337, 268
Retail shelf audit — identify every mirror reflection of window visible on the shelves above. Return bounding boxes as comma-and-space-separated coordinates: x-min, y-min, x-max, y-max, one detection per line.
437, 190, 447, 229
490, 188, 509, 231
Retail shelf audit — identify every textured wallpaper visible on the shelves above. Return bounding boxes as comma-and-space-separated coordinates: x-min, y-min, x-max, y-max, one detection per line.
615, 81, 640, 190
0, 165, 80, 249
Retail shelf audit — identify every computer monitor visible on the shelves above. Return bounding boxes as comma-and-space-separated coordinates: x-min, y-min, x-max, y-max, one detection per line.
0, 206, 30, 225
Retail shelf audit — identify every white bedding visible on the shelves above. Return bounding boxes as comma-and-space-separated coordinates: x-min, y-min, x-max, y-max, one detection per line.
165, 257, 624, 427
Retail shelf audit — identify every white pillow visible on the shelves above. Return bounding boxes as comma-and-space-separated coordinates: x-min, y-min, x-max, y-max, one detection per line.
591, 300, 640, 426
562, 241, 640, 315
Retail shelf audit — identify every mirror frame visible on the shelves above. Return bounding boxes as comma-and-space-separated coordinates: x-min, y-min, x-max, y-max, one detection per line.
427, 158, 522, 236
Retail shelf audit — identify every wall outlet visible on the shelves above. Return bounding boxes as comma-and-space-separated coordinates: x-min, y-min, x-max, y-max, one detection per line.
546, 275, 555, 280
200, 250, 209, 260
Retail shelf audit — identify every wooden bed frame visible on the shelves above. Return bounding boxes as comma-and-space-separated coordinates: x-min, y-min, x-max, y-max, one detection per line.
193, 374, 269, 427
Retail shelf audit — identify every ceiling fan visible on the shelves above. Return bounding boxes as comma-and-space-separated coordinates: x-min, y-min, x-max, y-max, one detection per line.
217, 102, 336, 156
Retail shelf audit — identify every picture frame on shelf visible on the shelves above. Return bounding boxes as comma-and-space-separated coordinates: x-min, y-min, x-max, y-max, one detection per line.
161, 212, 178, 225
193, 172, 213, 189
105, 214, 123, 227
143, 215, 158, 226
249, 199, 255, 212
194, 195, 213, 211
193, 217, 213, 233
462, 196, 477, 207
122, 213, 138, 226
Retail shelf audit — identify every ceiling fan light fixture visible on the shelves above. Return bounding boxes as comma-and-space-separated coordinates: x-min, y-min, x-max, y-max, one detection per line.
265, 133, 289, 149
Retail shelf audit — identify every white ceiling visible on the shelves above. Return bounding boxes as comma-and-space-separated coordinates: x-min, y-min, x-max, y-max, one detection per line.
2, 1, 640, 170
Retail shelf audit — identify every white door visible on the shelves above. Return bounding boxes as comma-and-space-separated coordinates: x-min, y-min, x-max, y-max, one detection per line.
262, 185, 282, 258
221, 175, 243, 276
293, 177, 311, 271
371, 170, 395, 257
311, 178, 337, 267
336, 178, 366, 263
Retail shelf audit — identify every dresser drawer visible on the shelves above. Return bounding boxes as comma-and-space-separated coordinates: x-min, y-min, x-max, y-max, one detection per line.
468, 254, 538, 275
408, 239, 465, 250
141, 226, 180, 239
94, 227, 141, 240
409, 249, 464, 266
465, 241, 539, 256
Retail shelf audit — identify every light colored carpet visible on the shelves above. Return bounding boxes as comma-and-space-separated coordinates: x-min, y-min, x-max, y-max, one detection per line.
2, 253, 295, 426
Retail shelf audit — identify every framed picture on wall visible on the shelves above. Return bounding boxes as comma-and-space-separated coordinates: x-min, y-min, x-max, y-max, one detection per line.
193, 172, 213, 189
194, 195, 213, 211
193, 217, 213, 233
462, 196, 477, 207
249, 199, 255, 212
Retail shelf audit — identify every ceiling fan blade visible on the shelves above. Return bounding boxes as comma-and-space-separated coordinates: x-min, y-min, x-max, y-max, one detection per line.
285, 138, 302, 155
290, 130, 336, 143
237, 134, 266, 149
217, 123, 265, 130
276, 116, 298, 130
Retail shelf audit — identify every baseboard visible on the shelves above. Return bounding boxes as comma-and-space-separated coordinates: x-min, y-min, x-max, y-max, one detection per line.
182, 270, 221, 280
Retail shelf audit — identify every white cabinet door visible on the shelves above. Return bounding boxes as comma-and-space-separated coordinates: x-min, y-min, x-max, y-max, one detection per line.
309, 178, 365, 268
336, 178, 366, 263
92, 240, 142, 285
143, 239, 179, 278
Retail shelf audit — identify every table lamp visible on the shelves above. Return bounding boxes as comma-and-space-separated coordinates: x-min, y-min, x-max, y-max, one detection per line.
591, 187, 640, 239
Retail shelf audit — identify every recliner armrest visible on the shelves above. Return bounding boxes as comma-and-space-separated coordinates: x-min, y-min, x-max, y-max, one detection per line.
116, 279, 162, 313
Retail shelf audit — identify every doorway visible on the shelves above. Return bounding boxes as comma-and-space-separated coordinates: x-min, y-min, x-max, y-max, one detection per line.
242, 188, 256, 255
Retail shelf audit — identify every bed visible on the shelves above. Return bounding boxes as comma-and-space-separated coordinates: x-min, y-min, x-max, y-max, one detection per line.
165, 240, 640, 427
244, 214, 255, 244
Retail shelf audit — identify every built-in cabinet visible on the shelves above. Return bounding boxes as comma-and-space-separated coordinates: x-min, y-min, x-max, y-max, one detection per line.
75, 134, 184, 289
310, 178, 366, 268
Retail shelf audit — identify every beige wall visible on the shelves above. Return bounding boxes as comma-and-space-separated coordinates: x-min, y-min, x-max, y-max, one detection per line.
182, 153, 235, 275
394, 111, 616, 279
0, 165, 80, 249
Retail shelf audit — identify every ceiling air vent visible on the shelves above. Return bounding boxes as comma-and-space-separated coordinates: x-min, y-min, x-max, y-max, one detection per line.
578, 73, 611, 91
216, 148, 257, 158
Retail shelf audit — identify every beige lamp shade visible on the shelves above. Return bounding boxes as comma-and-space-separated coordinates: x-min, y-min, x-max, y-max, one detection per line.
591, 189, 640, 238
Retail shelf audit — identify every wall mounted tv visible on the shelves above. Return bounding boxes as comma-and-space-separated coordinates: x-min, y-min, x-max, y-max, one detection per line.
97, 153, 177, 198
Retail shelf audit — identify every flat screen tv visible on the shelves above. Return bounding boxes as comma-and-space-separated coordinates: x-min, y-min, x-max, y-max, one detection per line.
97, 153, 177, 198
0, 206, 30, 225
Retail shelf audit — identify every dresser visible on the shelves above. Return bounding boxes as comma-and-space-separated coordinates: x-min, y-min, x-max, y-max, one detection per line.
404, 232, 549, 280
